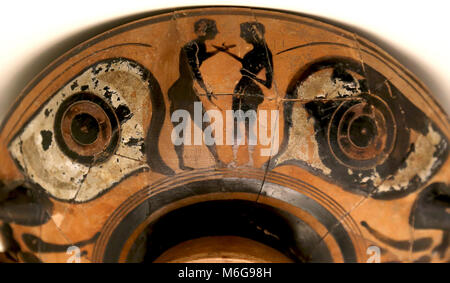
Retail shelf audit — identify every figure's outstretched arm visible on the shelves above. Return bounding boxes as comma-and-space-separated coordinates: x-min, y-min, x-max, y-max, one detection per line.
223, 51, 242, 63
213, 44, 241, 63
207, 44, 236, 59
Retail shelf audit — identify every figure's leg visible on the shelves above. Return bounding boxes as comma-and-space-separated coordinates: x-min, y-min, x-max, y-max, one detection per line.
199, 106, 225, 168
244, 116, 255, 167
171, 103, 194, 171
243, 100, 259, 167
173, 143, 193, 170
229, 117, 240, 168
229, 97, 241, 168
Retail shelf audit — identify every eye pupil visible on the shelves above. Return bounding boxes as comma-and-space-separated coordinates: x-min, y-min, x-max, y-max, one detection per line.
70, 113, 100, 145
349, 116, 377, 148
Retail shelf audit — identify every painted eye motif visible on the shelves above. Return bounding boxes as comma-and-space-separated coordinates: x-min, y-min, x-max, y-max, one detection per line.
8, 59, 150, 202
272, 58, 448, 199
0, 7, 448, 263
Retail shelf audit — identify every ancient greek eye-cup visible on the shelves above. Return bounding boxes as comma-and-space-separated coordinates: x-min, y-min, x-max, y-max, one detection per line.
0, 7, 448, 263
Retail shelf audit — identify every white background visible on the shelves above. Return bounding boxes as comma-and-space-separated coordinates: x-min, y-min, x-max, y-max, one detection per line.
1, 0, 449, 123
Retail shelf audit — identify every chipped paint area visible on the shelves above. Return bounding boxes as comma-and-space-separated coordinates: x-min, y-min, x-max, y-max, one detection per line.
10, 129, 88, 199
296, 69, 361, 99
8, 59, 150, 202
274, 104, 331, 175
376, 125, 445, 193
97, 69, 150, 160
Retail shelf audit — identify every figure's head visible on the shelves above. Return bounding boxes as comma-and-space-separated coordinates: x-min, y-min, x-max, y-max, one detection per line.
240, 22, 265, 44
194, 19, 218, 40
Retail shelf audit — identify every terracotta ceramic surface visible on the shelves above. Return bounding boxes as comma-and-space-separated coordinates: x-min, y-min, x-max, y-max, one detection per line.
0, 7, 448, 263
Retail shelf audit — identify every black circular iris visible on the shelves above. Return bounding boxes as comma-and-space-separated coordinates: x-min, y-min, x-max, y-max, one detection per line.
71, 113, 100, 145
349, 116, 377, 147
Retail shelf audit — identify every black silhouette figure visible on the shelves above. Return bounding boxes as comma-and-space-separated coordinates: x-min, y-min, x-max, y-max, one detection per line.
216, 22, 273, 167
168, 19, 230, 170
